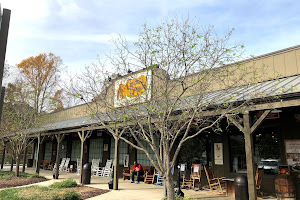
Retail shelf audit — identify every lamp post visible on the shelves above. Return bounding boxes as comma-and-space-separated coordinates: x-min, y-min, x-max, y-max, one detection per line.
176, 165, 184, 197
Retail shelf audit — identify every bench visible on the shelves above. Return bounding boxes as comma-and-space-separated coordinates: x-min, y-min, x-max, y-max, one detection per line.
123, 165, 153, 181
40, 160, 51, 169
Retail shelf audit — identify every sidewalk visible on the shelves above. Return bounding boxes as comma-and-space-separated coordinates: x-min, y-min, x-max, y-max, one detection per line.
2, 166, 276, 200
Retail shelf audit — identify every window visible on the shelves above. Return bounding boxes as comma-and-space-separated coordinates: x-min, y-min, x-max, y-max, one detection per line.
254, 127, 280, 174
229, 133, 246, 173
44, 142, 52, 160
60, 140, 67, 158
229, 127, 280, 174
110, 139, 128, 165
89, 138, 103, 163
179, 134, 210, 167
34, 144, 38, 160
71, 140, 81, 161
137, 140, 158, 166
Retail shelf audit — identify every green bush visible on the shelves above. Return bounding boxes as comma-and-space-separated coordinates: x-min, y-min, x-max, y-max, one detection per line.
19, 172, 31, 178
29, 173, 45, 179
0, 171, 14, 179
50, 179, 78, 188
63, 190, 81, 200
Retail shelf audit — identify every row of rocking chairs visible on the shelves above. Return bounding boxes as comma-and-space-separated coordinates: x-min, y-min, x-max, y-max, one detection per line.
181, 164, 264, 195
144, 169, 164, 185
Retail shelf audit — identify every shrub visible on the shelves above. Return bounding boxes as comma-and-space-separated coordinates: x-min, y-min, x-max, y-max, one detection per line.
29, 173, 45, 179
0, 171, 14, 179
63, 190, 81, 200
50, 179, 78, 188
19, 172, 31, 178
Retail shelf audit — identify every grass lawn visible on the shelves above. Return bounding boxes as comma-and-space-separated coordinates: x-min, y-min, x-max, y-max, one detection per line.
0, 178, 109, 200
0, 186, 80, 200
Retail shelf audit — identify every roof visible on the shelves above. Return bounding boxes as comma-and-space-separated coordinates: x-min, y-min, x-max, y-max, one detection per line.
35, 74, 300, 134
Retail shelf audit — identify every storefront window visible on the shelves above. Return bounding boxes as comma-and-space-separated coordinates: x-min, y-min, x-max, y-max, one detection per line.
89, 138, 103, 163
44, 142, 52, 160
110, 139, 128, 165
254, 127, 280, 174
229, 133, 246, 173
71, 140, 81, 161
60, 140, 67, 159
179, 134, 210, 167
229, 127, 280, 174
137, 140, 158, 166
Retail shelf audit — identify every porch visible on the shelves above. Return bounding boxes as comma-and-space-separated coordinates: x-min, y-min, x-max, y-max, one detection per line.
2, 165, 278, 200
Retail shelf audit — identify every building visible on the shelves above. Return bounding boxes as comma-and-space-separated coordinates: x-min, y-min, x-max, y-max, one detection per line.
4, 45, 300, 199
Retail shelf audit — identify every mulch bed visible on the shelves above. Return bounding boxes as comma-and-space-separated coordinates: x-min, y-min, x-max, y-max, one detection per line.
72, 186, 110, 199
0, 177, 48, 189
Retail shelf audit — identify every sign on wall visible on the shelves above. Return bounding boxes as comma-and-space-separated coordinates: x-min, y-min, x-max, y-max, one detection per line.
285, 140, 300, 171
114, 70, 152, 107
214, 143, 223, 165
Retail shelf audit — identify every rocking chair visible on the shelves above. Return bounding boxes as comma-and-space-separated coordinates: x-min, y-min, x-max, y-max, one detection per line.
144, 167, 155, 184
190, 164, 202, 190
256, 167, 264, 195
204, 165, 225, 194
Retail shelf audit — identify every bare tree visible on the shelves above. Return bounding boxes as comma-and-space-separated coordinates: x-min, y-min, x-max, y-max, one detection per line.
67, 17, 275, 199
0, 82, 40, 176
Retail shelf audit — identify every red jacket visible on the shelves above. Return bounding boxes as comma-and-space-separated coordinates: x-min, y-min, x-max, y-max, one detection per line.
134, 164, 144, 172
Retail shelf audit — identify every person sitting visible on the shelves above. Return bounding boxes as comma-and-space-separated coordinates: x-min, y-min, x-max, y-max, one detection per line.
131, 161, 144, 184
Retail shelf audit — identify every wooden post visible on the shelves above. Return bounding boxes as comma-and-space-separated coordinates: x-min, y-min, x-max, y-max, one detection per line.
227, 109, 271, 200
243, 112, 257, 200
78, 130, 91, 184
55, 134, 65, 179
22, 145, 27, 173
1, 142, 6, 169
113, 137, 119, 190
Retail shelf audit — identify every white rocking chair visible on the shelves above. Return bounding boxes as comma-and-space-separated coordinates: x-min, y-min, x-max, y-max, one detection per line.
91, 159, 100, 176
96, 159, 113, 177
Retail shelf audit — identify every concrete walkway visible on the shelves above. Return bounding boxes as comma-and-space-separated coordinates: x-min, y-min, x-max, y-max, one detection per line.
2, 166, 277, 200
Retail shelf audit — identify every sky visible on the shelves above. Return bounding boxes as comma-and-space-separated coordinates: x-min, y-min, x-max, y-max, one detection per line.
1, 0, 300, 73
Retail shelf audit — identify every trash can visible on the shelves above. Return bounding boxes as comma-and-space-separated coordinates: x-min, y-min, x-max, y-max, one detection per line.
27, 159, 33, 167
82, 163, 91, 184
235, 175, 249, 200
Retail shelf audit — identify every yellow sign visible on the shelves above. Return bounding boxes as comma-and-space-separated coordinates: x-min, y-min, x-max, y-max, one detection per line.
114, 70, 152, 107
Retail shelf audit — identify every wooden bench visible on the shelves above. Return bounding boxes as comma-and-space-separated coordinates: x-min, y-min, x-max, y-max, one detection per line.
123, 165, 153, 181
40, 160, 51, 169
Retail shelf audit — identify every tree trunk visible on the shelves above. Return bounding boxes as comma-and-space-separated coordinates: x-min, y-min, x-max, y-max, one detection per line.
35, 137, 41, 174
10, 157, 13, 171
79, 137, 84, 184
22, 146, 28, 173
55, 140, 62, 179
113, 138, 119, 190
166, 174, 175, 200
1, 143, 6, 169
16, 155, 20, 177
